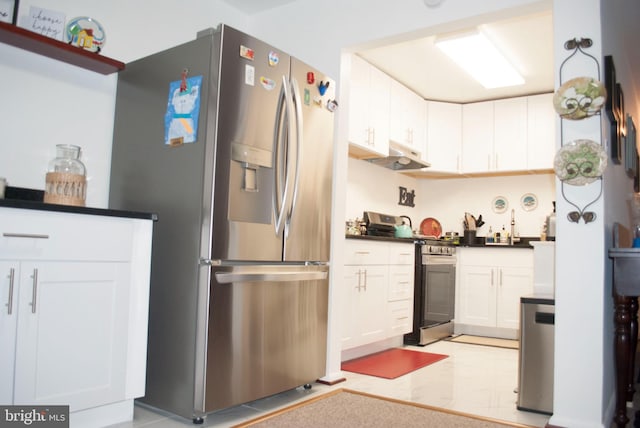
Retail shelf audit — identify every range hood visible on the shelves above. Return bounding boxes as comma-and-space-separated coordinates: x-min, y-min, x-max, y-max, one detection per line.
366, 141, 431, 171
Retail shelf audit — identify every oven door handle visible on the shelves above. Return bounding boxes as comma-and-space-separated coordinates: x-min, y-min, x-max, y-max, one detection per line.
422, 256, 457, 265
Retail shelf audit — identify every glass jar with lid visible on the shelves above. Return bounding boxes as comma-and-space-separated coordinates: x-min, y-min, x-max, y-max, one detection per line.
44, 144, 87, 206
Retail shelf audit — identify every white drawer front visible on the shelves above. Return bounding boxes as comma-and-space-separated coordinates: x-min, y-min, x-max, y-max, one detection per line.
0, 208, 134, 261
388, 299, 413, 335
388, 265, 414, 301
388, 243, 415, 265
344, 240, 388, 265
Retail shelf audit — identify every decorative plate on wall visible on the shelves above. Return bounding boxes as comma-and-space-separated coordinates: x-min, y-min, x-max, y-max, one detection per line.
554, 139, 608, 185
492, 196, 508, 214
553, 76, 606, 120
520, 193, 538, 211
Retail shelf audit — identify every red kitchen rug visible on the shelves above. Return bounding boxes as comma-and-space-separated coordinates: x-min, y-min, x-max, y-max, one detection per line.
341, 348, 448, 379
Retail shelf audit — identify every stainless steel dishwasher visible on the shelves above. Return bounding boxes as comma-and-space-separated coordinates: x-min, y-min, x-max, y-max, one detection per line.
517, 296, 555, 415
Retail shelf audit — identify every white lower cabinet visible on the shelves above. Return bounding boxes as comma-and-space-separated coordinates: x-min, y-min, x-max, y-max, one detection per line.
342, 265, 388, 348
0, 260, 18, 404
342, 239, 414, 350
12, 262, 130, 409
0, 207, 153, 427
456, 248, 533, 338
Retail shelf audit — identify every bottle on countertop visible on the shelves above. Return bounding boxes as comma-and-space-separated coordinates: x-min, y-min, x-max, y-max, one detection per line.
500, 225, 508, 243
486, 226, 494, 243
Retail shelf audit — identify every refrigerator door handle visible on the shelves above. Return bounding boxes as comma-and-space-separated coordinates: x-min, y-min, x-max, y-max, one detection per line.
284, 76, 304, 238
273, 75, 294, 236
215, 270, 328, 284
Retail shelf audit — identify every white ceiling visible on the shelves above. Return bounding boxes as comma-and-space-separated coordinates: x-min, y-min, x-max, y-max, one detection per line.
223, 1, 554, 104
359, 10, 555, 104
220, 0, 298, 14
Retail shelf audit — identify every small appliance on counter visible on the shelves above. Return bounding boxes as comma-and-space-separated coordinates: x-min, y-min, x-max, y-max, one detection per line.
545, 202, 556, 240
364, 211, 410, 237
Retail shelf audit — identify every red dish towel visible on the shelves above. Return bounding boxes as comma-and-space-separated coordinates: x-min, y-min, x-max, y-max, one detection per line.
341, 348, 448, 379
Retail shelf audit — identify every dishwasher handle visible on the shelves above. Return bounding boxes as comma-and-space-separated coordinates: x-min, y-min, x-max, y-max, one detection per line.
535, 312, 555, 325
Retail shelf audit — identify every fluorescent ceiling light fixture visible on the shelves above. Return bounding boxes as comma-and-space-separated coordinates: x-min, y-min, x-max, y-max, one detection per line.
435, 31, 524, 89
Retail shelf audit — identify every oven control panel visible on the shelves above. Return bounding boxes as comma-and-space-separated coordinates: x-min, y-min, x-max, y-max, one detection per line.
422, 244, 456, 256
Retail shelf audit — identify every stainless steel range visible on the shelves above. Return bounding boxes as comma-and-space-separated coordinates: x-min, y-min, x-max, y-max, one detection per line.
405, 240, 457, 346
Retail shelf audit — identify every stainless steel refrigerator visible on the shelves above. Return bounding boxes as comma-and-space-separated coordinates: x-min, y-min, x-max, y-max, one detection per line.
108, 24, 335, 422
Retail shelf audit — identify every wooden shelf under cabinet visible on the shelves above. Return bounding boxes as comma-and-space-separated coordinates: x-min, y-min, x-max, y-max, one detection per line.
0, 21, 124, 75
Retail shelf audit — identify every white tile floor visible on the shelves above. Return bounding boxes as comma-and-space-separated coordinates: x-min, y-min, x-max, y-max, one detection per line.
108, 341, 550, 428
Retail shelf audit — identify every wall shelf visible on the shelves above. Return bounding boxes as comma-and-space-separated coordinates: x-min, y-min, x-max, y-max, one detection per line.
0, 21, 124, 75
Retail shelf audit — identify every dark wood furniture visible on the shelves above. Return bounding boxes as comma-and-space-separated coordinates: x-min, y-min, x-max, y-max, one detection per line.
609, 222, 639, 427
0, 21, 123, 74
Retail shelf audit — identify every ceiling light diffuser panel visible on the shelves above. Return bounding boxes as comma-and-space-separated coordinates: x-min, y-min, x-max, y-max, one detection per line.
435, 31, 524, 89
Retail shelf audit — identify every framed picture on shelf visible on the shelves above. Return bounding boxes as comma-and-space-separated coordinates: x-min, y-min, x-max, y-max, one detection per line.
0, 0, 18, 24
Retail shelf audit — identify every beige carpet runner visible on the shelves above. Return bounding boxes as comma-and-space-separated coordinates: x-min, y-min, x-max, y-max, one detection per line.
234, 389, 532, 427
448, 334, 519, 349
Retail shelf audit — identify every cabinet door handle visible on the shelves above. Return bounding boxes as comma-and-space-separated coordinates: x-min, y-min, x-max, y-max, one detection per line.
355, 251, 370, 255
6, 268, 15, 315
363, 269, 367, 291
490, 269, 494, 286
499, 269, 503, 286
355, 269, 362, 290
3, 233, 50, 239
371, 128, 376, 146
30, 269, 38, 314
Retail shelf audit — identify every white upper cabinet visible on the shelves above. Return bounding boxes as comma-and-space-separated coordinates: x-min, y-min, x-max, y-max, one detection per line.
527, 93, 556, 170
461, 96, 536, 174
348, 55, 390, 157
493, 97, 528, 172
461, 101, 494, 173
425, 101, 462, 173
389, 79, 427, 158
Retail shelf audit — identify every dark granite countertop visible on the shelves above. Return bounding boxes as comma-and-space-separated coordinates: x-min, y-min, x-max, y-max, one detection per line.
460, 237, 539, 249
345, 234, 418, 244
346, 234, 540, 248
0, 198, 157, 221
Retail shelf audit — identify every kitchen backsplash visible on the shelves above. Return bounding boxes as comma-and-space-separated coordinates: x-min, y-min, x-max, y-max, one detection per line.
346, 157, 555, 237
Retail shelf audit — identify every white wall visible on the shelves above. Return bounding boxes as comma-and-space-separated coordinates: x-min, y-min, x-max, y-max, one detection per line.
346, 157, 555, 237
550, 2, 607, 425
0, 0, 248, 207
5, 0, 635, 426
418, 173, 555, 237
345, 158, 423, 225
550, 0, 640, 426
